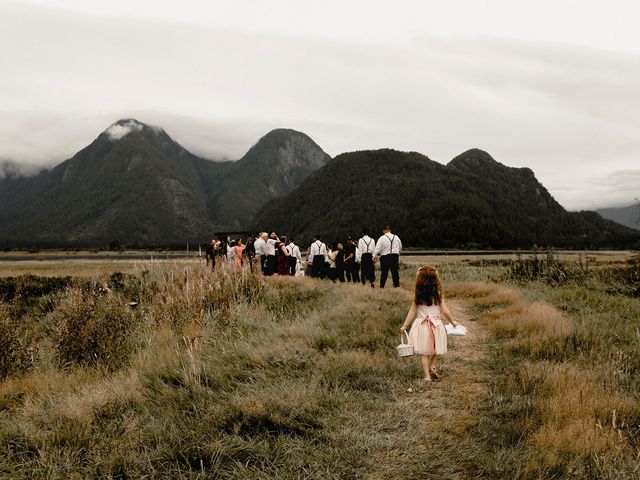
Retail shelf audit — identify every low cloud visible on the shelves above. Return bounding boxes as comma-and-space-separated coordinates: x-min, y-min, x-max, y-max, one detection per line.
1, 2, 638, 211
0, 158, 47, 179
584, 170, 640, 208
104, 120, 144, 140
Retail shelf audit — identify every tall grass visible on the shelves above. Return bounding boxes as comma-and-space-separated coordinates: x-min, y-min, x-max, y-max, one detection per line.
1, 256, 639, 478
0, 263, 414, 478
444, 258, 640, 478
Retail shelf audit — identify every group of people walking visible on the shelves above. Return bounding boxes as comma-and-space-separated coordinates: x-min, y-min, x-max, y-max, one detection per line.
204, 238, 248, 270
205, 231, 462, 387
204, 233, 303, 276
308, 226, 402, 288
204, 226, 402, 288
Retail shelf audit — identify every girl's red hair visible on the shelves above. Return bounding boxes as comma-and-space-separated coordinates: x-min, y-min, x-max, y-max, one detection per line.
414, 265, 443, 306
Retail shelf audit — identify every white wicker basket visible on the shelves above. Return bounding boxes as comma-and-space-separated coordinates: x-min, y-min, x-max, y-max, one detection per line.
396, 331, 414, 357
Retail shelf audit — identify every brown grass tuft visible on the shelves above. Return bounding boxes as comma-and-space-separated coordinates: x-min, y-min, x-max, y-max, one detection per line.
521, 361, 638, 473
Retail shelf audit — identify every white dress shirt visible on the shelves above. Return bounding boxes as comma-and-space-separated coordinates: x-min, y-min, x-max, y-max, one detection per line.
358, 235, 376, 255
287, 243, 302, 262
327, 249, 337, 268
254, 238, 267, 256
309, 240, 327, 262
374, 232, 402, 256
265, 238, 277, 256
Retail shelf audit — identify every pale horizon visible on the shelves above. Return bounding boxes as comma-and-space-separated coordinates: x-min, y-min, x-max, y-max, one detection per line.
1, 0, 639, 210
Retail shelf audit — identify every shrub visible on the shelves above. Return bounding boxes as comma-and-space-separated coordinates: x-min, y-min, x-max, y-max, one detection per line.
151, 264, 265, 331
0, 275, 73, 303
0, 311, 32, 380
506, 251, 590, 285
54, 287, 142, 370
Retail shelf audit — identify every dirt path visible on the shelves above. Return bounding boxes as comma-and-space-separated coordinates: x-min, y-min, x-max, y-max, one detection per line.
378, 297, 493, 478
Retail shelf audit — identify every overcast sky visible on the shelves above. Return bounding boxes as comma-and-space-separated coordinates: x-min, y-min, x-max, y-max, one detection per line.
1, 0, 639, 209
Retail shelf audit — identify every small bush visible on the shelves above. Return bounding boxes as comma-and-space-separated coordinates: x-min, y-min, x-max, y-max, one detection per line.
506, 252, 590, 286
151, 264, 265, 331
54, 287, 142, 370
0, 312, 32, 380
0, 275, 73, 303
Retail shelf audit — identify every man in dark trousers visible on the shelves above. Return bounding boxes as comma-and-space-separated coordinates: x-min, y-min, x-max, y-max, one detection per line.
205, 239, 216, 270
286, 238, 301, 276
264, 232, 278, 276
254, 233, 268, 275
358, 228, 376, 287
374, 225, 402, 288
309, 234, 327, 278
343, 237, 360, 282
245, 234, 257, 272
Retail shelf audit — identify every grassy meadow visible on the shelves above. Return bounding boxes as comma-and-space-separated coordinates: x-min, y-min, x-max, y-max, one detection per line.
0, 252, 638, 479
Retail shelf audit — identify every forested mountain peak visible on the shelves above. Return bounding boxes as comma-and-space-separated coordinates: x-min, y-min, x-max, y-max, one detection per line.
255, 148, 639, 249
0, 120, 330, 247
207, 127, 332, 227
239, 128, 330, 170
448, 148, 516, 174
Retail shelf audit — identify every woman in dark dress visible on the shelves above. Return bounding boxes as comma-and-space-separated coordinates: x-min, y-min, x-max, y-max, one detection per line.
276, 236, 291, 275
335, 242, 346, 283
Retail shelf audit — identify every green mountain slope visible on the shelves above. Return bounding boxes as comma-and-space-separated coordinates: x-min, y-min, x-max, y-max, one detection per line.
596, 203, 639, 229
0, 120, 330, 246
207, 129, 331, 227
254, 148, 640, 249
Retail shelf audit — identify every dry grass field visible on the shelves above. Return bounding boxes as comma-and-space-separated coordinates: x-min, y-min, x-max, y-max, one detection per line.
0, 250, 198, 277
0, 252, 638, 479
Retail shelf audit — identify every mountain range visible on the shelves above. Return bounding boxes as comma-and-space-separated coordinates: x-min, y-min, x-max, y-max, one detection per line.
0, 119, 329, 246
0, 119, 638, 249
596, 203, 639, 229
254, 148, 640, 249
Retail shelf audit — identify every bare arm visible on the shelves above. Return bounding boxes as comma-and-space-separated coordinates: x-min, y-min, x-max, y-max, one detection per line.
440, 298, 459, 327
400, 302, 418, 332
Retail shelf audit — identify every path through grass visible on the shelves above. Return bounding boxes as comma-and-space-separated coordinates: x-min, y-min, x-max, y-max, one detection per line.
1, 264, 638, 478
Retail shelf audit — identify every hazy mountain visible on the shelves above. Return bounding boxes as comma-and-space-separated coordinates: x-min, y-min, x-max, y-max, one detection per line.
596, 203, 639, 229
0, 120, 330, 247
254, 148, 640, 249
206, 128, 331, 227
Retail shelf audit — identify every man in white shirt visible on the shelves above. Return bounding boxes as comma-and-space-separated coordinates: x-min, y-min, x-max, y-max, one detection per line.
265, 232, 278, 276
374, 225, 402, 288
309, 234, 328, 279
286, 238, 302, 275
254, 233, 268, 275
226, 240, 235, 261
358, 228, 376, 287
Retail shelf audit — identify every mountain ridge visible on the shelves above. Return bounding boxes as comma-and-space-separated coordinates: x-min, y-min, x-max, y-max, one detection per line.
1, 122, 637, 248
0, 119, 331, 246
596, 203, 639, 229
254, 148, 639, 249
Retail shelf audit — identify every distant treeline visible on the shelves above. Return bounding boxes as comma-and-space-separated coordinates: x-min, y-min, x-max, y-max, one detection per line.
0, 239, 207, 252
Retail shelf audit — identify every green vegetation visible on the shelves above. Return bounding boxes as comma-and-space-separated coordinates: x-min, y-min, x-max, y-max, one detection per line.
0, 121, 330, 248
255, 148, 640, 249
0, 255, 638, 478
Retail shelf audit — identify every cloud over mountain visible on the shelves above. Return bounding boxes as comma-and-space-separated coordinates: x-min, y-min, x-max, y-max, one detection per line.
2, 2, 640, 210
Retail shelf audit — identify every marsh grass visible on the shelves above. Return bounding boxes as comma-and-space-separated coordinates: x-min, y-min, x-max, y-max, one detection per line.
445, 273, 640, 478
0, 264, 416, 478
0, 256, 638, 479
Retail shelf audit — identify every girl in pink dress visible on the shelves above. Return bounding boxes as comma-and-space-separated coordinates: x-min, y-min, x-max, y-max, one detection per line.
234, 240, 245, 268
400, 265, 460, 382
